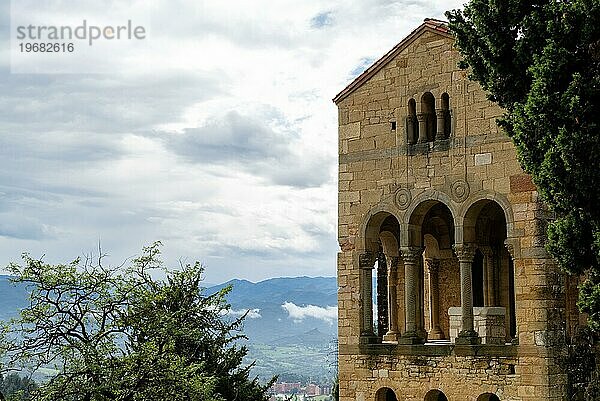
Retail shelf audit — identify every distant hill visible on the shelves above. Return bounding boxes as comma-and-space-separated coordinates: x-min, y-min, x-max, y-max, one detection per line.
208, 276, 338, 306
0, 275, 339, 383
206, 276, 338, 383
270, 327, 332, 347
207, 276, 338, 343
0, 275, 29, 321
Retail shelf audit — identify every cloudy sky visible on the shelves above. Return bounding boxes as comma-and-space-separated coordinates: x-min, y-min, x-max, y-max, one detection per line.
0, 0, 464, 284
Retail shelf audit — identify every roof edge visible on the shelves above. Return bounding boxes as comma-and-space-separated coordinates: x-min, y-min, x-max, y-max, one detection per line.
332, 19, 452, 105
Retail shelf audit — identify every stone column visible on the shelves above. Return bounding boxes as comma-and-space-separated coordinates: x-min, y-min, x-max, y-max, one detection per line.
481, 246, 494, 306
417, 113, 428, 143
383, 256, 399, 343
426, 258, 444, 340
359, 252, 376, 338
435, 109, 446, 140
406, 115, 416, 144
399, 247, 425, 344
376, 252, 388, 336
453, 243, 480, 344
504, 238, 518, 343
417, 257, 427, 341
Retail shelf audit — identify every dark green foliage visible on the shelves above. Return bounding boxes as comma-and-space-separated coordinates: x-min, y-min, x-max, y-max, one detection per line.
562, 327, 600, 400
447, 0, 600, 328
332, 375, 339, 401
0, 373, 37, 401
1, 242, 273, 401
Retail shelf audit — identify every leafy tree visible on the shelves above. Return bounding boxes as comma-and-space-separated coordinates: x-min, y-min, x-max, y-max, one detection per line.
446, 0, 600, 327
561, 327, 599, 400
332, 375, 339, 401
2, 242, 273, 401
0, 373, 37, 401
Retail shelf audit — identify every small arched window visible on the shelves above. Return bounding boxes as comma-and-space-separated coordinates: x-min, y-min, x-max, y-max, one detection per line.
420, 92, 436, 142
407, 98, 417, 144
424, 389, 448, 401
441, 92, 451, 138
375, 387, 397, 401
477, 393, 500, 401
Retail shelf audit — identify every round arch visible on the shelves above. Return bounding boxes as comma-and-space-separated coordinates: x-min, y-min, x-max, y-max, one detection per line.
461, 194, 517, 341
420, 92, 436, 141
405, 190, 456, 248
380, 231, 400, 257
477, 393, 500, 401
358, 206, 403, 341
359, 205, 403, 253
424, 389, 448, 401
375, 387, 398, 401
458, 191, 515, 240
423, 234, 440, 259
404, 189, 457, 226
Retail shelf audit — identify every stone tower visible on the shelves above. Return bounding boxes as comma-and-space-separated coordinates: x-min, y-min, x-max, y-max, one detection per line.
333, 19, 580, 401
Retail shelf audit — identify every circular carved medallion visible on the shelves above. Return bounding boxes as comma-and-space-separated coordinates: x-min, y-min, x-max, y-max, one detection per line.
395, 188, 412, 210
451, 179, 470, 202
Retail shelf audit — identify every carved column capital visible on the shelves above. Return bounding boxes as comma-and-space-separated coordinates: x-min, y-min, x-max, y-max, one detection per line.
400, 247, 423, 264
435, 108, 446, 118
453, 243, 476, 262
416, 112, 427, 122
359, 251, 376, 268
406, 114, 416, 123
504, 238, 518, 259
386, 256, 400, 273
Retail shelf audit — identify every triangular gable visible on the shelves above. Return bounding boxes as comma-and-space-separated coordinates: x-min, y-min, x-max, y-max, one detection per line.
332, 19, 452, 104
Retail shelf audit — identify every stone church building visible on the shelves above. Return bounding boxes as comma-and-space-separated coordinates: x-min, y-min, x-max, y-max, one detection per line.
334, 19, 581, 401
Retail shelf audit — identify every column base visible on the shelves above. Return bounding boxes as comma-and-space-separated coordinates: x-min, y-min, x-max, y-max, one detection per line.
455, 330, 480, 345
382, 331, 399, 343
398, 331, 425, 345
428, 327, 445, 340
359, 334, 379, 344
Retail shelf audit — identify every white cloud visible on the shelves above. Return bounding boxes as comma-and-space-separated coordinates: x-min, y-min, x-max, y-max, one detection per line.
282, 302, 338, 324
228, 308, 262, 319
0, 0, 465, 283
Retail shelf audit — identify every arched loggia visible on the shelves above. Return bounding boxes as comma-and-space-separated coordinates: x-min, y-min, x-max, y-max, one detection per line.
360, 211, 403, 342
402, 200, 456, 343
463, 199, 516, 343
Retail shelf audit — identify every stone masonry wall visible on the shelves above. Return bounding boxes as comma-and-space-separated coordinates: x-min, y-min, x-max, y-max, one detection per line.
336, 26, 570, 401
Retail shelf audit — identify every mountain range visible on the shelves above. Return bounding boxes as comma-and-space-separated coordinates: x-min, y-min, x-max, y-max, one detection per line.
0, 274, 339, 383
207, 277, 338, 343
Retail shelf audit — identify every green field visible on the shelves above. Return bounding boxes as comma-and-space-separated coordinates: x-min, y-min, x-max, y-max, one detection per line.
245, 342, 336, 384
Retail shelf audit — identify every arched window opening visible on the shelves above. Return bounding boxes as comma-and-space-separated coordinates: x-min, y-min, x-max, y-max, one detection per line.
419, 92, 436, 142
362, 212, 402, 343
409, 201, 456, 342
375, 387, 398, 401
407, 98, 418, 144
424, 389, 448, 401
463, 200, 516, 344
477, 393, 500, 401
440, 93, 451, 138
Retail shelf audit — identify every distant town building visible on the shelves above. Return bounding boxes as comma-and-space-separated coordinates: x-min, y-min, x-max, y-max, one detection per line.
305, 383, 321, 396
270, 381, 302, 394
334, 18, 582, 401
